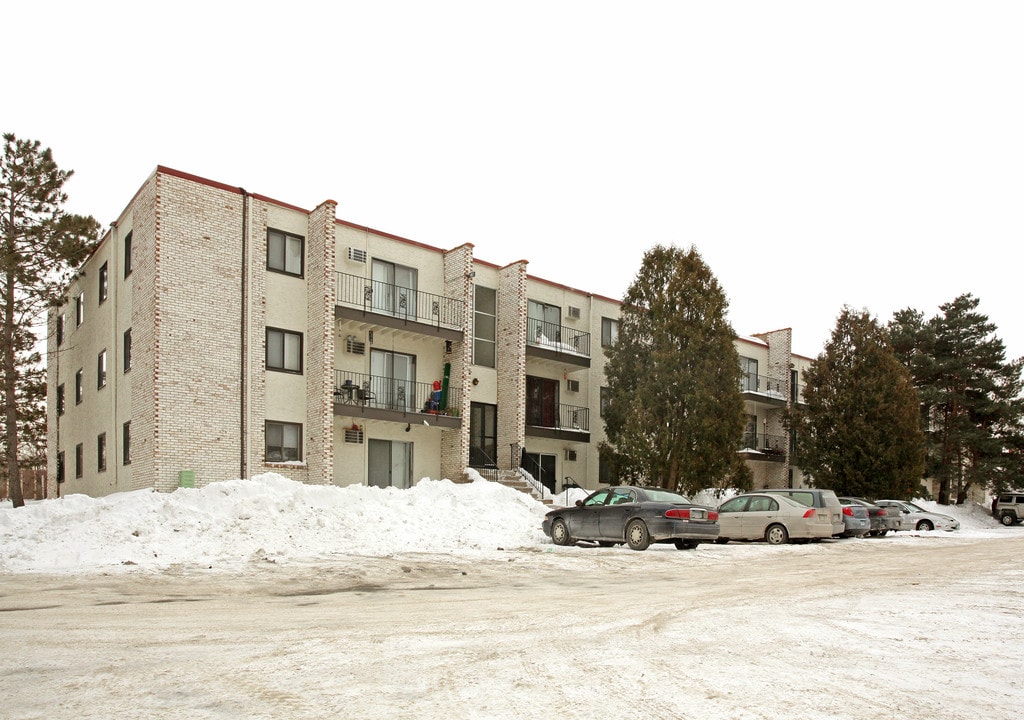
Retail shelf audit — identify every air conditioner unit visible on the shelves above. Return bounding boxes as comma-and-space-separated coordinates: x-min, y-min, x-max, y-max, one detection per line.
567, 305, 581, 319
345, 335, 366, 355
564, 449, 578, 462
347, 247, 367, 263
567, 379, 580, 392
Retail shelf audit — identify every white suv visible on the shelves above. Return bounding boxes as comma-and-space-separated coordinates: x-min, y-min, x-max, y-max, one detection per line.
995, 492, 1024, 526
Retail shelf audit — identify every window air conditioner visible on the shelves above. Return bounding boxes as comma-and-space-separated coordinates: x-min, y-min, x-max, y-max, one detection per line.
564, 449, 578, 462
567, 305, 581, 319
567, 379, 580, 392
347, 247, 367, 263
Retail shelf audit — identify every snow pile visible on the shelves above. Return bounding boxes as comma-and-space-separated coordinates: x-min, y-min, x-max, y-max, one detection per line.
0, 472, 1007, 575
0, 473, 550, 573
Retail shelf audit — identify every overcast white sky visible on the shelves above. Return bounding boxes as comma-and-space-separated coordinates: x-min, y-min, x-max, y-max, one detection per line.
5, 1, 1021, 359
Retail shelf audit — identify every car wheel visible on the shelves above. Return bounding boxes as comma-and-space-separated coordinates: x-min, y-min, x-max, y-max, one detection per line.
765, 524, 789, 545
550, 518, 573, 546
625, 519, 651, 551
916, 520, 934, 531
1000, 513, 1016, 526
674, 539, 698, 550
877, 530, 888, 537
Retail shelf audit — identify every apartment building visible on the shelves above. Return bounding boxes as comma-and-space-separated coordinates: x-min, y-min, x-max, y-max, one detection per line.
46, 166, 810, 499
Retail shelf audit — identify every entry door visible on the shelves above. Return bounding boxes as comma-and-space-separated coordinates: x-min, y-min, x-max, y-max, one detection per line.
526, 376, 559, 427
469, 402, 498, 467
523, 452, 557, 493
368, 439, 413, 489
528, 300, 561, 344
370, 349, 416, 412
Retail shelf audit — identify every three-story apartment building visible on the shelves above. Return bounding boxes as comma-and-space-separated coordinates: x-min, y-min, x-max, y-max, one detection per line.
46, 166, 811, 499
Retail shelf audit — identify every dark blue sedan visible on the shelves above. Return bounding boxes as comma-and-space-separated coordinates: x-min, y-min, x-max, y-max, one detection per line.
542, 486, 719, 551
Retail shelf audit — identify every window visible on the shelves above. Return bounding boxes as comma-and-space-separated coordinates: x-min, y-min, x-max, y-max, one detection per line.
369, 349, 417, 412
97, 349, 107, 389
265, 421, 302, 462
57, 313, 65, 346
75, 292, 84, 326
600, 386, 610, 418
97, 433, 107, 472
266, 328, 303, 373
57, 384, 65, 416
75, 369, 83, 404
123, 231, 133, 278
473, 285, 496, 368
601, 317, 619, 347
57, 451, 65, 485
122, 421, 131, 465
75, 443, 83, 479
98, 262, 108, 304
267, 229, 304, 276
123, 328, 132, 372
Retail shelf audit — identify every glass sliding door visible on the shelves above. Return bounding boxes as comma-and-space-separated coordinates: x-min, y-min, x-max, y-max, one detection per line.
370, 349, 416, 412
371, 259, 418, 319
368, 439, 413, 489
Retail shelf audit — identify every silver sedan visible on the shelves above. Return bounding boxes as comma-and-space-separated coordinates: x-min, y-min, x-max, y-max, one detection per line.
716, 493, 835, 545
873, 500, 960, 532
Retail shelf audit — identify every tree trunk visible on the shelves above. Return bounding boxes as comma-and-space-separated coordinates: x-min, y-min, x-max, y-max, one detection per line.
3, 269, 23, 508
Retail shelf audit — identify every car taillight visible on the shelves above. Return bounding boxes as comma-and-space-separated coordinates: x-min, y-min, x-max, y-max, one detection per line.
842, 506, 854, 516
664, 508, 691, 519
877, 508, 887, 517
803, 508, 816, 518
707, 511, 719, 521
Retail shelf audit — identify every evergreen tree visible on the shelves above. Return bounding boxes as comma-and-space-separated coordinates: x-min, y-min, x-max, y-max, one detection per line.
791, 307, 924, 499
891, 294, 1024, 504
601, 245, 750, 495
1, 133, 98, 507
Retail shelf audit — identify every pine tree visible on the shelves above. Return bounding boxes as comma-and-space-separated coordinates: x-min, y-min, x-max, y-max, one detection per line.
601, 245, 750, 495
892, 294, 1024, 504
1, 133, 98, 507
791, 307, 924, 499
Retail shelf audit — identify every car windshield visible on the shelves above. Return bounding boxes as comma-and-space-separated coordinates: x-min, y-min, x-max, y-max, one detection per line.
643, 489, 690, 503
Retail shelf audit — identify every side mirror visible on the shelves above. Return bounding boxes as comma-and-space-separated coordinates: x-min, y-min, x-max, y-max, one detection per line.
575, 499, 584, 507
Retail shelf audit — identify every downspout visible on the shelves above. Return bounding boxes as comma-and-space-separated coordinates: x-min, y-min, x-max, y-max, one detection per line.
239, 189, 249, 481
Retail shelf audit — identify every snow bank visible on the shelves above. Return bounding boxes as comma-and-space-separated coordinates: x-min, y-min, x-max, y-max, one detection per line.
0, 473, 550, 573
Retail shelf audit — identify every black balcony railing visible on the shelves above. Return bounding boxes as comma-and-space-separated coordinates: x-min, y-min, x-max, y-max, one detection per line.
526, 403, 590, 432
335, 272, 464, 330
334, 370, 461, 416
526, 317, 590, 358
739, 372, 788, 400
739, 432, 788, 456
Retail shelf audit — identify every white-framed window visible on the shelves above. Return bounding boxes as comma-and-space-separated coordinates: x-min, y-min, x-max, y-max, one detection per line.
97, 349, 107, 389
123, 329, 132, 372
75, 369, 83, 404
473, 285, 496, 368
98, 262, 108, 304
123, 231, 133, 278
601, 317, 619, 347
266, 328, 303, 373
267, 229, 304, 277
57, 313, 65, 345
122, 421, 131, 466
75, 292, 85, 326
265, 421, 302, 462
97, 432, 107, 472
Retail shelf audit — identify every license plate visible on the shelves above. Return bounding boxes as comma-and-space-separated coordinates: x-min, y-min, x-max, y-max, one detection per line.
691, 509, 705, 520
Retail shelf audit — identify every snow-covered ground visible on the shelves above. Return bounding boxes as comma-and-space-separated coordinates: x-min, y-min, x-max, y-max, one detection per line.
0, 472, 1009, 574
2, 474, 1022, 720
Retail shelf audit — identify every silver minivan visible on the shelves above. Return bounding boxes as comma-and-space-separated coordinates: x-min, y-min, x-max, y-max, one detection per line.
760, 488, 845, 537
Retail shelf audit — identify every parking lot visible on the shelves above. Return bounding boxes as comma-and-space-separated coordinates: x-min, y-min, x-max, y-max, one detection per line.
3, 532, 1023, 720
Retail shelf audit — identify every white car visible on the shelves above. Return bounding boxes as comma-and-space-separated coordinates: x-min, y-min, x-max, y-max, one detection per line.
873, 500, 960, 532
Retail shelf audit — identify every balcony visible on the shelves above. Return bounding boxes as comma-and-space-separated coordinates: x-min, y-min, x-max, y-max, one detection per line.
525, 318, 591, 367
333, 370, 462, 429
738, 433, 789, 462
739, 372, 790, 406
334, 271, 464, 340
525, 402, 590, 442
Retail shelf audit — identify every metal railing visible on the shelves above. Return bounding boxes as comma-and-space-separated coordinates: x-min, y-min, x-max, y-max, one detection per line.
526, 403, 590, 432
526, 317, 591, 358
335, 272, 464, 330
739, 432, 788, 456
334, 370, 461, 415
739, 372, 788, 400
